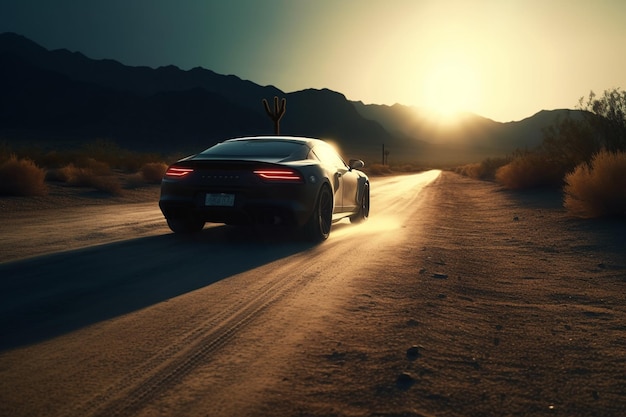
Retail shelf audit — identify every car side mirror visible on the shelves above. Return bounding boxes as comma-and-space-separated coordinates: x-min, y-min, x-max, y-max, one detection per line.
348, 159, 364, 170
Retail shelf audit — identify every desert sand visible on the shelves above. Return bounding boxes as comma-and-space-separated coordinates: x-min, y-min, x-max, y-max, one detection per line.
1, 171, 625, 417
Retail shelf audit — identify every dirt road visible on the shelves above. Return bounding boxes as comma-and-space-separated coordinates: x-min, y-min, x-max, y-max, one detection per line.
1, 171, 625, 417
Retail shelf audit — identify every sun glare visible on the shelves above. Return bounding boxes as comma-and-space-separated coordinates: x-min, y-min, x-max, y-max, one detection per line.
420, 55, 481, 123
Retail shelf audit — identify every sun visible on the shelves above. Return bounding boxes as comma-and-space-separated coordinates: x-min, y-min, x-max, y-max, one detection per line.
420, 55, 481, 123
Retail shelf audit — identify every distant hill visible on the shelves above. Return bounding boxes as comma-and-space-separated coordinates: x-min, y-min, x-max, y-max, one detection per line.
352, 102, 578, 155
0, 32, 580, 164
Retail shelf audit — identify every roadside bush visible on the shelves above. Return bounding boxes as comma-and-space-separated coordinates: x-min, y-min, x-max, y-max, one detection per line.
391, 163, 425, 173
564, 150, 626, 218
140, 162, 168, 183
49, 162, 122, 195
365, 163, 392, 176
541, 115, 597, 173
38, 150, 68, 168
454, 163, 481, 179
495, 152, 563, 190
480, 157, 513, 180
75, 157, 111, 176
455, 156, 511, 180
47, 163, 85, 183
0, 155, 47, 196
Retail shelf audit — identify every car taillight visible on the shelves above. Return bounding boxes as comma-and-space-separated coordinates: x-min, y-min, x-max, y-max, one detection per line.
253, 169, 303, 182
165, 166, 194, 178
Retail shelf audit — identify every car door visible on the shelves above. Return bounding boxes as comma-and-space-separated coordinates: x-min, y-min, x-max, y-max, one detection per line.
312, 144, 347, 212
340, 163, 359, 213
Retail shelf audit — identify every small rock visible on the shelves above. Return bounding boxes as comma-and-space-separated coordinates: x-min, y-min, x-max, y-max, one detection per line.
406, 345, 422, 359
513, 216, 519, 221
592, 390, 599, 400
406, 319, 419, 327
419, 267, 427, 275
396, 371, 415, 389
397, 371, 414, 382
437, 293, 446, 299
465, 358, 480, 369
433, 273, 448, 279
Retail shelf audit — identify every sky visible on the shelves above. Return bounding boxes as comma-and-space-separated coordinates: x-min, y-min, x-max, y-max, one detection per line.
1, 0, 625, 122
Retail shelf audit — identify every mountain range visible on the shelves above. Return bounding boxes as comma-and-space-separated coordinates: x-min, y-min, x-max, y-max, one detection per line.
0, 32, 577, 164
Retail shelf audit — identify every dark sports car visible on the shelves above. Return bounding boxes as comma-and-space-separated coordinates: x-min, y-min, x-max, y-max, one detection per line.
159, 136, 370, 241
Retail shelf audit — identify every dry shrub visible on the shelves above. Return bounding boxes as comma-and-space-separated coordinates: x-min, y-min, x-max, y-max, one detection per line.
76, 157, 111, 175
365, 163, 393, 176
455, 157, 511, 180
392, 163, 425, 173
78, 139, 166, 172
50, 163, 122, 195
495, 153, 563, 190
455, 163, 483, 179
564, 150, 626, 218
39, 150, 68, 169
480, 157, 512, 180
0, 155, 47, 196
56, 164, 94, 185
140, 162, 168, 183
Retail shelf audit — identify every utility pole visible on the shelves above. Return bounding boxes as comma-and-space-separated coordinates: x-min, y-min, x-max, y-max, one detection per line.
382, 144, 390, 165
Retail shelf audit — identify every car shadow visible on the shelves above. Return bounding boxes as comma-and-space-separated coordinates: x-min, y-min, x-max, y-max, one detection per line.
0, 225, 317, 350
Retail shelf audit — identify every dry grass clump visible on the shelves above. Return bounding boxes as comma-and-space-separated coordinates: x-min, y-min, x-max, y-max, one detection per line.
0, 155, 48, 196
140, 162, 168, 183
1, 140, 172, 197
365, 163, 393, 176
125, 161, 168, 188
6, 139, 168, 173
455, 162, 482, 179
77, 157, 111, 175
495, 153, 563, 190
564, 150, 626, 218
391, 163, 426, 173
48, 161, 123, 195
455, 157, 511, 180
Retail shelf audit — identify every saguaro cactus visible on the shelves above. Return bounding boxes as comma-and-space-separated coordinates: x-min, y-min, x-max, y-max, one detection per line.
262, 96, 286, 135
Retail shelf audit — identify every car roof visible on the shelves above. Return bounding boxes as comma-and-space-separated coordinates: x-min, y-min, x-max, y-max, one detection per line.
224, 136, 323, 147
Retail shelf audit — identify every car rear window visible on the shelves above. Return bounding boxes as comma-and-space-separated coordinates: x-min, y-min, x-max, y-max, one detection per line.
200, 140, 307, 158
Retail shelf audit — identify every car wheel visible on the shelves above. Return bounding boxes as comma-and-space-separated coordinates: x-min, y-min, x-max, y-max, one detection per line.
350, 182, 370, 223
302, 185, 332, 241
166, 216, 205, 234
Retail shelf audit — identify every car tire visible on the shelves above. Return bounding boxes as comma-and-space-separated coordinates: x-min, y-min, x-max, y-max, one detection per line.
350, 182, 370, 223
302, 185, 332, 242
166, 216, 205, 234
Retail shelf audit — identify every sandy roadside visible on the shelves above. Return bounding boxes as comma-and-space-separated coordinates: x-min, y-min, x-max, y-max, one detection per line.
0, 181, 164, 263
0, 181, 162, 215
257, 171, 626, 416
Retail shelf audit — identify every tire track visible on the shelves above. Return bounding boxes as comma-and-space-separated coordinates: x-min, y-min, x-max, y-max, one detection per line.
64, 261, 314, 417
71, 173, 440, 417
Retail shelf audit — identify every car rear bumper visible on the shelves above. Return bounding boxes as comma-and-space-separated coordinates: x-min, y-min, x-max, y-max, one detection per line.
159, 182, 319, 227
